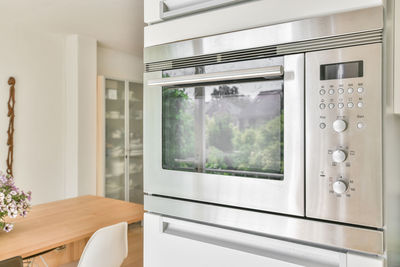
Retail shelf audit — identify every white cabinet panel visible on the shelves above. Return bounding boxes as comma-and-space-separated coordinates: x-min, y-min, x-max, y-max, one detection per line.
144, 0, 161, 24
347, 253, 384, 267
394, 0, 400, 114
144, 213, 347, 267
144, 0, 249, 24
144, 0, 382, 47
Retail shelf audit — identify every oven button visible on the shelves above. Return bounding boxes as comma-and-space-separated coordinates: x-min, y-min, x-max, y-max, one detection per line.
338, 88, 344, 94
338, 103, 344, 109
319, 89, 326, 95
328, 103, 335, 109
333, 180, 348, 194
328, 89, 335, 95
347, 102, 354, 108
357, 87, 364, 93
332, 150, 347, 163
333, 119, 347, 132
319, 103, 326, 109
348, 88, 354, 94
319, 123, 326, 129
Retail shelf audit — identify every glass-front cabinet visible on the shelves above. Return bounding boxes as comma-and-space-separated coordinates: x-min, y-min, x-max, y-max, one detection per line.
97, 76, 143, 204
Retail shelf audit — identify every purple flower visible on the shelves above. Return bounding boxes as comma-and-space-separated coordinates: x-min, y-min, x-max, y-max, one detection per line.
0, 171, 31, 233
0, 175, 6, 185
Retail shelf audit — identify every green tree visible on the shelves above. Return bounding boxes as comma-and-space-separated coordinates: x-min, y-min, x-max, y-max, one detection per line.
162, 88, 196, 170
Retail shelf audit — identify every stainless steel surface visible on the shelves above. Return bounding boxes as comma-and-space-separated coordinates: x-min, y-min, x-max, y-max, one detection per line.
145, 30, 382, 72
144, 7, 383, 64
145, 195, 384, 255
204, 168, 283, 179
306, 44, 383, 228
144, 54, 305, 216
148, 66, 283, 86
160, 0, 249, 20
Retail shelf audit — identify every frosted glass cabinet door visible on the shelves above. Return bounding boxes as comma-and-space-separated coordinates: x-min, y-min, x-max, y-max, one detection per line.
129, 82, 144, 204
105, 79, 126, 200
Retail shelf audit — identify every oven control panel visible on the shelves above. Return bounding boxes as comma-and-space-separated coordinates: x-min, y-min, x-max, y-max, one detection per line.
305, 44, 382, 228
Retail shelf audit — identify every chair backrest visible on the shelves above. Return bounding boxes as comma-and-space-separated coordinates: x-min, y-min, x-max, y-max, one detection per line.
78, 222, 128, 267
0, 256, 22, 267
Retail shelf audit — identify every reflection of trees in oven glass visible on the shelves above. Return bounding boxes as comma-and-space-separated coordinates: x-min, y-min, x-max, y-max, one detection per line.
205, 84, 283, 176
162, 88, 196, 171
162, 81, 283, 179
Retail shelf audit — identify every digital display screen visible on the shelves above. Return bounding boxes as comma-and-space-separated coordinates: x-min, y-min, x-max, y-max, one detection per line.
320, 61, 363, 80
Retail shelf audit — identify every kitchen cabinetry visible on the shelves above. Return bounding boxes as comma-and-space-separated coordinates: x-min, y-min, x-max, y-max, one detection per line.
394, 0, 400, 114
157, 0, 250, 21
144, 0, 382, 47
144, 213, 384, 267
96, 76, 143, 204
144, 0, 249, 23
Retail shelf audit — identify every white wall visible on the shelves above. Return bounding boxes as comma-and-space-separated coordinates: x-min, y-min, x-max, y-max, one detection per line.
97, 46, 143, 82
64, 35, 98, 198
77, 36, 97, 196
0, 27, 98, 205
0, 27, 66, 205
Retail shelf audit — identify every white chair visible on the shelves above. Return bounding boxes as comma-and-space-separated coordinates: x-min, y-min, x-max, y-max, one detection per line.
61, 222, 128, 267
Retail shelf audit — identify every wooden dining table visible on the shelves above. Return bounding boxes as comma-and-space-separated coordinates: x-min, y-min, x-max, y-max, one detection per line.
0, 195, 144, 264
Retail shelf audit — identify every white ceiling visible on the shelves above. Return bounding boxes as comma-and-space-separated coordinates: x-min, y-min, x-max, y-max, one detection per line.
0, 0, 144, 57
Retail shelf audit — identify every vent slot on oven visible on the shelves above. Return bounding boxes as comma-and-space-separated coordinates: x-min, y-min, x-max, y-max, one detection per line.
145, 29, 382, 72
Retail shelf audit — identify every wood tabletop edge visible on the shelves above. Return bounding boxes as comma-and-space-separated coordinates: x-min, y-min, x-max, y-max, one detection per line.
0, 196, 144, 261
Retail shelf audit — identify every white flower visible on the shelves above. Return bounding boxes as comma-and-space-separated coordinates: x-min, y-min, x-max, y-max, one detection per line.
5, 194, 11, 203
7, 203, 16, 212
8, 209, 18, 218
10, 191, 16, 196
3, 223, 13, 232
0, 192, 4, 200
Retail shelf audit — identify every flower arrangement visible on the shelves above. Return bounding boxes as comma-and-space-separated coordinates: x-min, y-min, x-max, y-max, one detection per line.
0, 171, 31, 232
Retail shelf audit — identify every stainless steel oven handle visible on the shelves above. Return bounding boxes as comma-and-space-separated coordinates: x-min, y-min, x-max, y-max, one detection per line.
147, 66, 283, 87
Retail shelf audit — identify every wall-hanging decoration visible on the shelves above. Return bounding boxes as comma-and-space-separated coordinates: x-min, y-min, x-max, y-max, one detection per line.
6, 77, 15, 176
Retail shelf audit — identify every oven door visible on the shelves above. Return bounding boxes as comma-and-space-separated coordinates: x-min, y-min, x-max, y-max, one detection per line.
144, 54, 304, 216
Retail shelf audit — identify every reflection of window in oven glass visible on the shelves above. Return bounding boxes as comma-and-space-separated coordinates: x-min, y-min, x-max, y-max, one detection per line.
162, 80, 284, 180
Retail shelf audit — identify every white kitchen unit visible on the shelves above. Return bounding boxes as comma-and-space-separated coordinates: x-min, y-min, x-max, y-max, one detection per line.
144, 0, 382, 47
143, 0, 400, 265
394, 0, 400, 114
144, 213, 383, 267
152, 0, 250, 21
96, 76, 143, 204
143, 6, 392, 266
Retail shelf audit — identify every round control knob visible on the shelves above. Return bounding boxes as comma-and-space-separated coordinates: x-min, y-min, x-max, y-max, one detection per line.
332, 150, 347, 163
333, 180, 348, 194
332, 120, 347, 133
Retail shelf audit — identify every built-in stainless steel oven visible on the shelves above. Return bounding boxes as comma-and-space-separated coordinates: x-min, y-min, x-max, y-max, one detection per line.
144, 6, 384, 255
145, 54, 304, 216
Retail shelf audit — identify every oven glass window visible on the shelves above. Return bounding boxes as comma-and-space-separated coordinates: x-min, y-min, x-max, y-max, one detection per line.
162, 76, 284, 180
